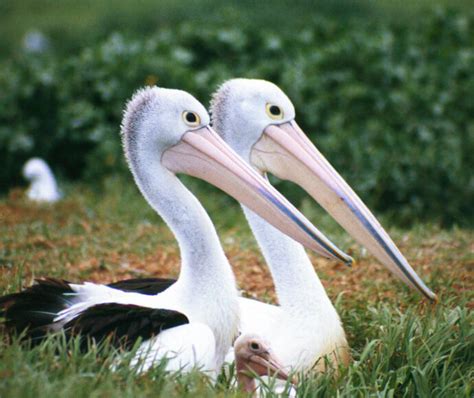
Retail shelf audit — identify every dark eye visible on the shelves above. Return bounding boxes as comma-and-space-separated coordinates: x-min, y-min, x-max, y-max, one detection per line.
186, 113, 197, 123
270, 105, 281, 115
265, 103, 284, 120
182, 111, 201, 126
250, 342, 260, 351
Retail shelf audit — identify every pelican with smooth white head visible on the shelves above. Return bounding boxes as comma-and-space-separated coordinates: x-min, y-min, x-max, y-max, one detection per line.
211, 78, 435, 372
23, 158, 62, 203
1, 86, 351, 375
211, 78, 435, 300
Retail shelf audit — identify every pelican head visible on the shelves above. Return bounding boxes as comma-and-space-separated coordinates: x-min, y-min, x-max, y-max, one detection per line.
234, 333, 293, 393
23, 158, 53, 182
122, 87, 210, 164
121, 86, 351, 259
211, 79, 295, 160
211, 78, 435, 300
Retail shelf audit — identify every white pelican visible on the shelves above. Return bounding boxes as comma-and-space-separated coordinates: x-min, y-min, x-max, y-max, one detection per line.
0, 86, 351, 376
210, 78, 435, 373
22, 158, 62, 203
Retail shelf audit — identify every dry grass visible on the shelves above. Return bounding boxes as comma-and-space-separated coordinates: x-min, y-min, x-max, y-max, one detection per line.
1, 187, 472, 306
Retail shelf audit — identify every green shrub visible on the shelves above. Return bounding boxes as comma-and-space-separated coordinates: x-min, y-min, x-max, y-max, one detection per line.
0, 10, 472, 225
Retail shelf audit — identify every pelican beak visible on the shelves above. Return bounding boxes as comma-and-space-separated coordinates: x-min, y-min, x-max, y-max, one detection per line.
162, 126, 352, 264
246, 351, 296, 384
251, 121, 436, 300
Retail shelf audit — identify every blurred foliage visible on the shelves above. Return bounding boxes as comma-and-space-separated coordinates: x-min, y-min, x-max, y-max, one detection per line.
0, 9, 473, 226
3, 0, 472, 58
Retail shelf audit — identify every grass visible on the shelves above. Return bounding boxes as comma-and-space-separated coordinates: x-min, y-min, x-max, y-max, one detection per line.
0, 180, 473, 397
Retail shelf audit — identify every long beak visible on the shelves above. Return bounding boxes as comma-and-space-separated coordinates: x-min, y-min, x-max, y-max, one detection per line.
162, 126, 352, 264
251, 121, 435, 300
247, 352, 294, 383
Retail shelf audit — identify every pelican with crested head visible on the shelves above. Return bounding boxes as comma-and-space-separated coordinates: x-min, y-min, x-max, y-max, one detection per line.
1, 86, 351, 376
211, 78, 435, 373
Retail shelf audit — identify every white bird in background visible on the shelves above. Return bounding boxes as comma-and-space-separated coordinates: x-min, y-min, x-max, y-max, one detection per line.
210, 78, 435, 374
1, 86, 351, 376
23, 157, 62, 203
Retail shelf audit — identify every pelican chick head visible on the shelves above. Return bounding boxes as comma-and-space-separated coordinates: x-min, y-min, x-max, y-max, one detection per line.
234, 333, 293, 386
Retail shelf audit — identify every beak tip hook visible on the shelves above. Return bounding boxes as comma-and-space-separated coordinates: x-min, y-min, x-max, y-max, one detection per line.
428, 291, 438, 303
341, 255, 354, 268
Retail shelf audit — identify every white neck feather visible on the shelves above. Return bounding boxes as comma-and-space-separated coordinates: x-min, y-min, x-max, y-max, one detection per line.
36, 169, 56, 183
125, 129, 239, 368
242, 203, 334, 314
30, 174, 57, 190
211, 96, 336, 316
28, 169, 61, 202
130, 149, 237, 301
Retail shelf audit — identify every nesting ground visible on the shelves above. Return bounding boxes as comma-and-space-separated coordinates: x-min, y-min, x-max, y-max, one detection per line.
0, 183, 472, 397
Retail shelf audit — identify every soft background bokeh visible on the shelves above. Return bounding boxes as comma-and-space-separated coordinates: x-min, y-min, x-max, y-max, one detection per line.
0, 0, 473, 226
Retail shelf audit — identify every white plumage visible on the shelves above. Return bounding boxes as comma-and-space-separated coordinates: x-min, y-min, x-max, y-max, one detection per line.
131, 323, 216, 375
212, 78, 434, 376
23, 158, 62, 203
212, 79, 350, 375
2, 86, 348, 377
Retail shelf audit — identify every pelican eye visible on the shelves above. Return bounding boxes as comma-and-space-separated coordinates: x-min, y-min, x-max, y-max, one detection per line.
182, 111, 201, 127
250, 342, 260, 351
265, 103, 284, 120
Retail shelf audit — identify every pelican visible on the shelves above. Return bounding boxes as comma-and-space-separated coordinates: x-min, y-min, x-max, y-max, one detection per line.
0, 87, 351, 376
22, 157, 62, 203
210, 78, 435, 373
234, 333, 295, 395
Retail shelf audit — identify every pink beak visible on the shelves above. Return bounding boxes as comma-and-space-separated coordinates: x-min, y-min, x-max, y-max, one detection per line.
250, 121, 435, 300
161, 126, 352, 263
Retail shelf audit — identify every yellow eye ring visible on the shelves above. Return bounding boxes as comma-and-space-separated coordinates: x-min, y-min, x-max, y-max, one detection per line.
182, 111, 201, 127
265, 103, 284, 120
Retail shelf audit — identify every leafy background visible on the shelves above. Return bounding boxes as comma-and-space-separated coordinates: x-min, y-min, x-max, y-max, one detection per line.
0, 0, 473, 226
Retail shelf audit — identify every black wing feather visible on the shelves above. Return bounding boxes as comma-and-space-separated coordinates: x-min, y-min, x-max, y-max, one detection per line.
0, 278, 74, 341
107, 278, 176, 295
65, 303, 189, 350
0, 276, 178, 345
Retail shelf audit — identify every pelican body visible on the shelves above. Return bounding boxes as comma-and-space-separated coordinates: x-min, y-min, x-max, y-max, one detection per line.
210, 78, 435, 373
23, 158, 62, 203
1, 87, 351, 375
